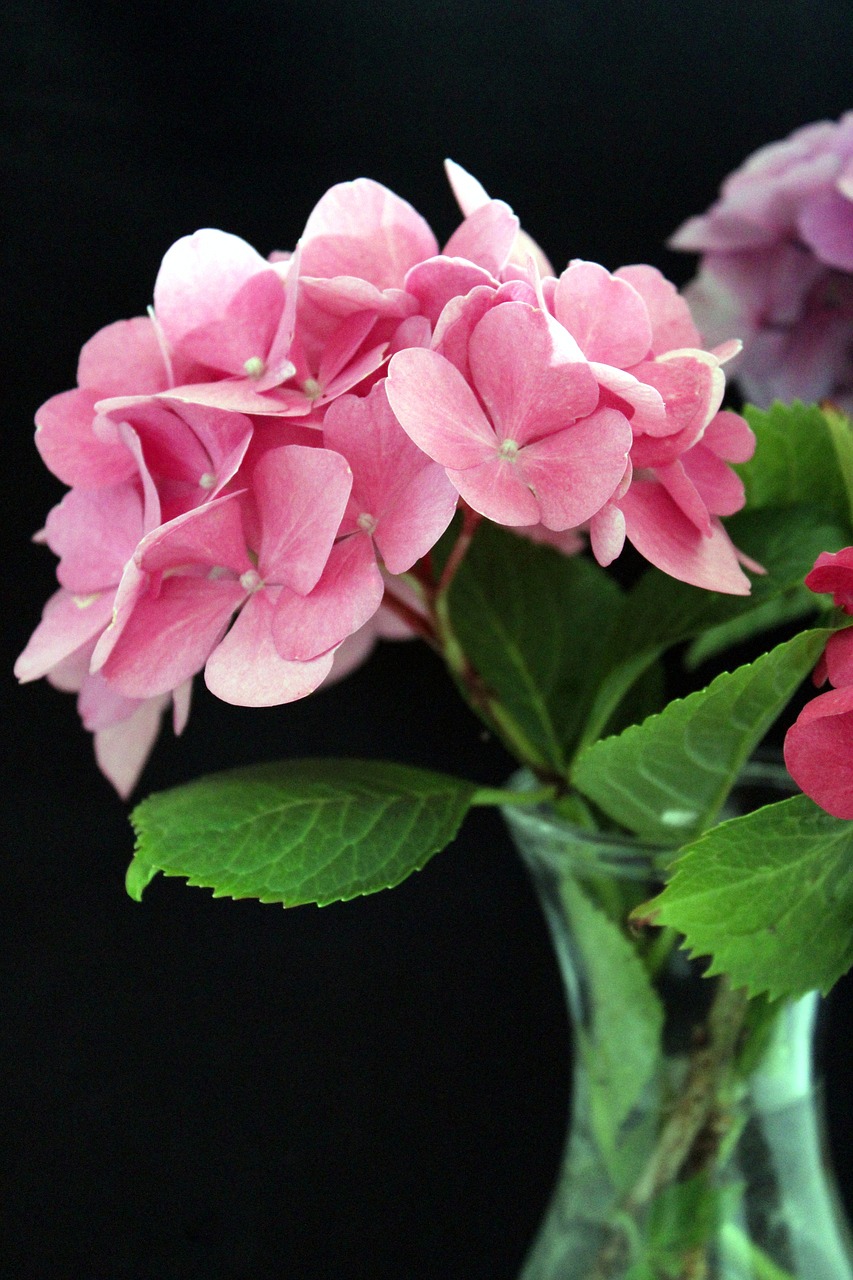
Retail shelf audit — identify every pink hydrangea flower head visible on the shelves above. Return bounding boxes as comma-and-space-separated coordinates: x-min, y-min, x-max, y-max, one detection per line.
803, 546, 853, 613
386, 299, 632, 531
670, 113, 853, 412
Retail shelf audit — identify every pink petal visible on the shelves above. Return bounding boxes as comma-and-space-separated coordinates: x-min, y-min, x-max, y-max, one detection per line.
156, 380, 308, 416
272, 536, 384, 661
589, 503, 627, 567
443, 201, 520, 276
404, 257, 497, 327
374, 462, 459, 573
254, 445, 353, 593
136, 491, 250, 577
614, 265, 703, 354
45, 483, 144, 593
467, 303, 598, 444
299, 179, 438, 289
517, 407, 633, 530
98, 573, 246, 699
15, 589, 115, 683
619, 481, 751, 594
444, 159, 491, 216
554, 260, 652, 366
204, 588, 334, 706
386, 348, 496, 468
591, 364, 667, 435
680, 443, 746, 518
77, 316, 171, 395
701, 410, 756, 464
153, 229, 270, 350
35, 389, 136, 488
175, 270, 286, 376
445, 456, 540, 526
784, 684, 853, 818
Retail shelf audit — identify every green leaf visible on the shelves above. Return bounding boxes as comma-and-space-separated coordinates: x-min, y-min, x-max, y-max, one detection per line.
580, 506, 846, 750
648, 794, 853, 999
572, 629, 831, 845
825, 407, 853, 527
446, 522, 623, 772
739, 401, 852, 524
561, 877, 664, 1152
128, 758, 477, 906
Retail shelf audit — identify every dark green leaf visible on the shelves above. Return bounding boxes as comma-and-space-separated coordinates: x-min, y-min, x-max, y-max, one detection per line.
648, 794, 853, 999
128, 758, 477, 906
446, 523, 623, 772
572, 629, 831, 844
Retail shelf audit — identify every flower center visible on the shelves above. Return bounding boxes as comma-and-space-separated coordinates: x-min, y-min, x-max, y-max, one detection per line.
199, 471, 216, 490
302, 377, 322, 400
240, 569, 263, 593
357, 512, 377, 535
498, 438, 520, 460
244, 356, 266, 378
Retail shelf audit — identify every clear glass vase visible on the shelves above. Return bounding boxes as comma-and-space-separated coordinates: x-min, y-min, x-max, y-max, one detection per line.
502, 767, 853, 1280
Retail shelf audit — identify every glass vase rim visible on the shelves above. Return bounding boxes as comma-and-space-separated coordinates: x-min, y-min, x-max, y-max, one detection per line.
502, 757, 797, 881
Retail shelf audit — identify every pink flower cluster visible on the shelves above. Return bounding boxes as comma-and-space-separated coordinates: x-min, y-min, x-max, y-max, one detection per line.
671, 113, 853, 413
16, 163, 754, 795
784, 549, 853, 818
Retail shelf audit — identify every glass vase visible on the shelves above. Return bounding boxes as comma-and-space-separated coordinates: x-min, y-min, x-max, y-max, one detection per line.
502, 766, 853, 1280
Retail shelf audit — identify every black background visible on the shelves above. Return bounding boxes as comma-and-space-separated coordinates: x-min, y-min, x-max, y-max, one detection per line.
3, 3, 853, 1277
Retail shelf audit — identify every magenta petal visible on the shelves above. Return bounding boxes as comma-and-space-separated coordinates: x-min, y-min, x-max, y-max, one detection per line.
386, 348, 496, 468
443, 201, 520, 276
254, 445, 352, 593
823, 628, 853, 688
205, 588, 334, 706
99, 574, 245, 698
35, 389, 136, 488
797, 188, 853, 271
554, 261, 652, 366
518, 408, 633, 530
77, 316, 171, 395
272, 536, 384, 661
153, 229, 270, 349
620, 481, 751, 594
467, 303, 598, 444
15, 589, 115, 683
784, 684, 853, 818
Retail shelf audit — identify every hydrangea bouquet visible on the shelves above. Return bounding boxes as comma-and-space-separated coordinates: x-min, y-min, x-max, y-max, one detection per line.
16, 119, 853, 1277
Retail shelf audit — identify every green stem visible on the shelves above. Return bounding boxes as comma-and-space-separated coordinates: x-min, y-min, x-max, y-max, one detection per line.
718, 1223, 798, 1280
472, 785, 557, 808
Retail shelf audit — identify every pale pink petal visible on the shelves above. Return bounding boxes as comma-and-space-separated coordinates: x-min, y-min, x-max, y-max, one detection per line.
554, 261, 652, 366
35, 389, 136, 488
15, 589, 115, 683
619, 481, 751, 594
77, 316, 171, 395
386, 348, 496, 468
374, 463, 458, 572
299, 276, 416, 320
157, 380, 309, 416
98, 574, 246, 699
205, 588, 334, 707
153, 229, 270, 349
444, 159, 490, 216
299, 179, 438, 289
443, 201, 520, 276
94, 693, 173, 799
655, 460, 713, 535
517, 408, 633, 530
272, 536, 384, 661
589, 503, 627, 566
701, 409, 756, 463
174, 270, 286, 375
